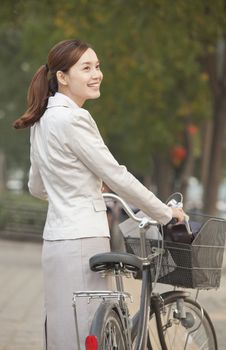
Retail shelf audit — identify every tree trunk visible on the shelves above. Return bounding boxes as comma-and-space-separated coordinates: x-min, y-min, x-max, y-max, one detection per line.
153, 153, 173, 201
202, 38, 226, 215
203, 98, 226, 214
0, 150, 6, 193
201, 119, 213, 193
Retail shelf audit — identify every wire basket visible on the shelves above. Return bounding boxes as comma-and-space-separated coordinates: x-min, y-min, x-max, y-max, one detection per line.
124, 214, 226, 289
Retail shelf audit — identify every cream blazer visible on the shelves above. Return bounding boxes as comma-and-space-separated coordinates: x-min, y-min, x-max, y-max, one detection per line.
28, 92, 172, 240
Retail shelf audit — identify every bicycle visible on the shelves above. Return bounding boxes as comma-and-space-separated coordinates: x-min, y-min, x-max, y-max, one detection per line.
72, 193, 226, 350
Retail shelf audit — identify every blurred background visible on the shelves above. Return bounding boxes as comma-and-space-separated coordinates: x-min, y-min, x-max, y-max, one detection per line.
1, 0, 226, 239
1, 3, 226, 350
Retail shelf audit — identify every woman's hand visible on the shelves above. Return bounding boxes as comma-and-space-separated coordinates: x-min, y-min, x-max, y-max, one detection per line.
171, 207, 186, 223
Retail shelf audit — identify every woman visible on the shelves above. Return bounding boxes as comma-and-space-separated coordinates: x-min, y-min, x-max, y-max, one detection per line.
13, 39, 185, 350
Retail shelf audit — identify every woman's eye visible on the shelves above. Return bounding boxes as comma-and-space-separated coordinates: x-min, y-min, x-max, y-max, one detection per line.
96, 64, 100, 70
84, 66, 90, 71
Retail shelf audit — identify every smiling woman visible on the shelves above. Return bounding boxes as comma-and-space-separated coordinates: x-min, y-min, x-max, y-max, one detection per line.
56, 48, 103, 107
12, 39, 185, 350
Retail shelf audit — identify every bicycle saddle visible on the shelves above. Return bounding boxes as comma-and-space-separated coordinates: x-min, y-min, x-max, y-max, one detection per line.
89, 252, 142, 273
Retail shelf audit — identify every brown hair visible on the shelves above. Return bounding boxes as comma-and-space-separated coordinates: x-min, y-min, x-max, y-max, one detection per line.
13, 39, 90, 129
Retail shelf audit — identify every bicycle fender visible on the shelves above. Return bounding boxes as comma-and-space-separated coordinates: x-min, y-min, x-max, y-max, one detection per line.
158, 290, 190, 303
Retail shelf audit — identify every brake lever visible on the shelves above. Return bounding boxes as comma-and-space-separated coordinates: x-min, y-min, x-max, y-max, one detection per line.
167, 197, 192, 235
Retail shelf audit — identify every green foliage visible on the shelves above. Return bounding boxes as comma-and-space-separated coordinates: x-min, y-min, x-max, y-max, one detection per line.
0, 190, 46, 207
0, 0, 225, 178
0, 191, 47, 239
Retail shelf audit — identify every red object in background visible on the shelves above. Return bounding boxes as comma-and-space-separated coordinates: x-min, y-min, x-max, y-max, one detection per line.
170, 145, 187, 166
85, 335, 98, 350
187, 123, 198, 136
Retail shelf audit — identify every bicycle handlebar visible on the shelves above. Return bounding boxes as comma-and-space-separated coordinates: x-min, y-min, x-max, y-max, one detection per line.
103, 192, 192, 233
102, 193, 159, 227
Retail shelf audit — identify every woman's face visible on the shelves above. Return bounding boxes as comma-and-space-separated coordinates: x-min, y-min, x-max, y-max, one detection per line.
57, 48, 103, 107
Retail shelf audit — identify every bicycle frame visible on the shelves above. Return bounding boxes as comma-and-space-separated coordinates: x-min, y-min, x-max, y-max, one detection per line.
103, 193, 164, 350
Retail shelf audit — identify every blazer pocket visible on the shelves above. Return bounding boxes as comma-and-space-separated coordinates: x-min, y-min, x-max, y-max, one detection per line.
92, 199, 107, 212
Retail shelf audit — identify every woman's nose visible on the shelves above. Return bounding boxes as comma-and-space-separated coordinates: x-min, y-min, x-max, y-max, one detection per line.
92, 68, 102, 80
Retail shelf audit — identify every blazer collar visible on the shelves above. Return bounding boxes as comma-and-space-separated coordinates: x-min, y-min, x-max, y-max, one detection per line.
47, 92, 80, 110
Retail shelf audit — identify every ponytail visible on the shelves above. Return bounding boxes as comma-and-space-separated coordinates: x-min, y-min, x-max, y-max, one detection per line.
13, 39, 90, 129
13, 65, 50, 129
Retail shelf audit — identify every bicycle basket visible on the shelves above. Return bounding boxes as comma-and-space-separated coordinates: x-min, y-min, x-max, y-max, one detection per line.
124, 213, 226, 289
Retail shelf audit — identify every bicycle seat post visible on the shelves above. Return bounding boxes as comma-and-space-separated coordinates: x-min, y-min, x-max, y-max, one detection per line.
114, 264, 124, 292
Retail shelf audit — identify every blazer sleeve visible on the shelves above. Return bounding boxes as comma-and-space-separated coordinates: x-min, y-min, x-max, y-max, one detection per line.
64, 110, 172, 225
28, 155, 48, 201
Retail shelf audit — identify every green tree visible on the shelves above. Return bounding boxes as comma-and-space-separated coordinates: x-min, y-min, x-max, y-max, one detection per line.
1, 0, 226, 214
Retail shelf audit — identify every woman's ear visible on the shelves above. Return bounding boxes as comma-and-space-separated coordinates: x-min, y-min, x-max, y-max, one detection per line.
56, 71, 68, 86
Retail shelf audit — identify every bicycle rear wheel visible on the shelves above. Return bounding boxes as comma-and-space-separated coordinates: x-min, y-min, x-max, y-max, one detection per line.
148, 294, 217, 350
89, 302, 127, 350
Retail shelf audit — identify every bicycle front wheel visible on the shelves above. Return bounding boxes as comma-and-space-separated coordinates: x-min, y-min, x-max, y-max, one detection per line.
148, 295, 217, 350
89, 302, 127, 350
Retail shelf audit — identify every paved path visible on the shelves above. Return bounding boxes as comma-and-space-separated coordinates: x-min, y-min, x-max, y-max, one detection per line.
0, 240, 43, 350
0, 239, 226, 350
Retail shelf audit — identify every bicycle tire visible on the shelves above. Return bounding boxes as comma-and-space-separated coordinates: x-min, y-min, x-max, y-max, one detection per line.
89, 302, 127, 350
148, 294, 217, 350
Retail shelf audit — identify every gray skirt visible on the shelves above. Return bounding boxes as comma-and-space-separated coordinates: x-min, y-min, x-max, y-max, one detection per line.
42, 237, 111, 350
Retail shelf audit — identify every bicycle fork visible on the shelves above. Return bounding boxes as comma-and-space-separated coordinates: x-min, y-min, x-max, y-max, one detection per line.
151, 295, 168, 350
